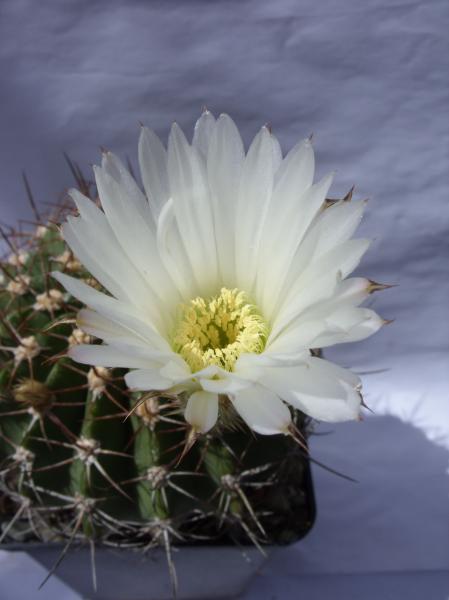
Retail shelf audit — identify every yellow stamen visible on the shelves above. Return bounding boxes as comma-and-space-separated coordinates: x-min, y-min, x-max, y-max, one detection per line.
172, 288, 269, 372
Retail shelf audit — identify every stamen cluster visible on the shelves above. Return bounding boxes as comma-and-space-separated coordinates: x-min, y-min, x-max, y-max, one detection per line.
172, 287, 269, 372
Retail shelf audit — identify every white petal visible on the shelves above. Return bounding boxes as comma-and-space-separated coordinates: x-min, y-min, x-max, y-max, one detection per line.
62, 220, 125, 301
156, 199, 196, 300
311, 200, 367, 258
232, 386, 291, 435
309, 237, 371, 284
69, 344, 160, 369
66, 190, 151, 305
307, 356, 361, 388
125, 368, 173, 391
192, 110, 216, 160
290, 277, 372, 325
102, 152, 174, 301
295, 380, 361, 421
101, 151, 153, 227
260, 360, 361, 422
235, 126, 274, 291
94, 165, 178, 326
259, 171, 331, 318
331, 277, 370, 307
274, 138, 314, 189
269, 303, 383, 356
269, 277, 382, 353
52, 270, 126, 315
52, 272, 169, 352
159, 359, 192, 381
159, 362, 225, 386
312, 307, 384, 347
138, 126, 170, 221
234, 351, 309, 377
207, 114, 245, 284
77, 308, 150, 347
266, 320, 330, 356
273, 238, 371, 333
185, 391, 219, 433
270, 132, 283, 173
199, 373, 253, 394
168, 123, 218, 294
268, 269, 340, 344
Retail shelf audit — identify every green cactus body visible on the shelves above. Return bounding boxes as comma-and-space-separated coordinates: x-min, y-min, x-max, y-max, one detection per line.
0, 190, 314, 565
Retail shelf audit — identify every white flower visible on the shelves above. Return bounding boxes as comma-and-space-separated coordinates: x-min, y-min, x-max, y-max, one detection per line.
53, 111, 385, 435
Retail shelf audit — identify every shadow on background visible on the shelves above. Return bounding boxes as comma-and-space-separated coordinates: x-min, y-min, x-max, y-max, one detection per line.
242, 414, 449, 599
244, 570, 449, 600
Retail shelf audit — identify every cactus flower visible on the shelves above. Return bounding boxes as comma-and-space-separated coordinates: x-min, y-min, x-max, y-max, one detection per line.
53, 112, 385, 435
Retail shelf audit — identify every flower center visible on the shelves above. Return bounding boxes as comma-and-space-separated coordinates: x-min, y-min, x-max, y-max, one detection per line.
172, 287, 269, 372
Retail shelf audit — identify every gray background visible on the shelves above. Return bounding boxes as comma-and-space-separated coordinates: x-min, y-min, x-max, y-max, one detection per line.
0, 1, 448, 598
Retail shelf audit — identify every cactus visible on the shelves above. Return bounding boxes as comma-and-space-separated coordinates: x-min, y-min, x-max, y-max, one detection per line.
0, 167, 314, 591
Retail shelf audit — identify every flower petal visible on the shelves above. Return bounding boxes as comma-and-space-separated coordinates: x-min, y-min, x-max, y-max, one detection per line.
235, 126, 274, 291
101, 151, 153, 227
69, 344, 160, 369
259, 171, 332, 318
124, 368, 174, 391
62, 219, 125, 301
185, 391, 219, 433
232, 385, 291, 435
260, 359, 361, 422
200, 373, 253, 394
311, 200, 367, 258
156, 198, 196, 300
268, 270, 340, 345
307, 356, 361, 388
265, 320, 330, 357
270, 131, 283, 173
94, 164, 179, 325
192, 110, 216, 160
138, 126, 170, 221
311, 307, 385, 347
52, 272, 169, 352
77, 308, 150, 347
270, 238, 371, 343
168, 122, 219, 294
207, 114, 245, 284
65, 190, 152, 306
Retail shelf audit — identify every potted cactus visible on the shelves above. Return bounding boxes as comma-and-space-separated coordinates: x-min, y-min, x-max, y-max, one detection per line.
0, 112, 387, 599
